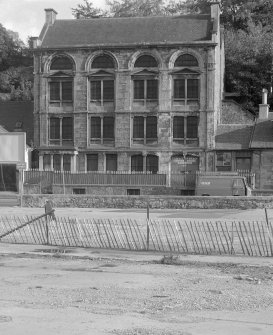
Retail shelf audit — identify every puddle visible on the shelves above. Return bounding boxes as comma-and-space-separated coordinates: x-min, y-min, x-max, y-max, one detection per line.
100, 263, 117, 268
34, 248, 74, 254
62, 268, 104, 272
0, 315, 12, 323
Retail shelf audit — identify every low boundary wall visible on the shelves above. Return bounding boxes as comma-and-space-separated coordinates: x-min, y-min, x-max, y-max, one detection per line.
22, 194, 273, 209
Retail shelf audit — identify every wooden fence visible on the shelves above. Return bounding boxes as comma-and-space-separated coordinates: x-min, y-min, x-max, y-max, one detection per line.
0, 215, 273, 256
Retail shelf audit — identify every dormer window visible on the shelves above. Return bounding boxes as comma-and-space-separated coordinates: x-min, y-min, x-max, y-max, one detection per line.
89, 54, 115, 107
49, 55, 74, 107
172, 54, 200, 106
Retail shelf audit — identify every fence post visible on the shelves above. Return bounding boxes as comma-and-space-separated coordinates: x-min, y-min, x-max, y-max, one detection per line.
45, 215, 49, 245
146, 200, 150, 250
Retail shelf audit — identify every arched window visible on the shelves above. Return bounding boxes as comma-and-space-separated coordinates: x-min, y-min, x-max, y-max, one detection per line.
50, 56, 73, 71
172, 54, 200, 106
133, 55, 158, 107
90, 55, 115, 107
49, 56, 74, 107
174, 54, 198, 67
134, 55, 158, 68
91, 54, 115, 69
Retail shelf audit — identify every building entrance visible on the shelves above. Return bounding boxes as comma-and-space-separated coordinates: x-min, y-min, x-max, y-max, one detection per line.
171, 154, 199, 189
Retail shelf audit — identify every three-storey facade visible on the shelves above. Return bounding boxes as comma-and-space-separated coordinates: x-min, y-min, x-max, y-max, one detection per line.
32, 2, 224, 189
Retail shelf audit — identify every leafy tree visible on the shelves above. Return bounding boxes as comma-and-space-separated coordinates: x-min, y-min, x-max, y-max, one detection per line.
71, 0, 107, 18
224, 23, 273, 113
106, 0, 168, 17
0, 24, 33, 100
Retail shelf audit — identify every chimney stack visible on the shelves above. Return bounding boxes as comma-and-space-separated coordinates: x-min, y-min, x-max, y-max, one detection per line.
45, 8, 57, 25
259, 88, 269, 119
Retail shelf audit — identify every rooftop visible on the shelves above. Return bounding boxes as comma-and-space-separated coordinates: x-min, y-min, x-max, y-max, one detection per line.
40, 15, 213, 48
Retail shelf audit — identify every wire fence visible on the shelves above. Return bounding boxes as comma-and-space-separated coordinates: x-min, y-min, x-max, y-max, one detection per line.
1, 214, 273, 256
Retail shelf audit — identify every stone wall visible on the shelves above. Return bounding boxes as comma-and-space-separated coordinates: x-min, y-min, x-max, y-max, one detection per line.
22, 194, 273, 209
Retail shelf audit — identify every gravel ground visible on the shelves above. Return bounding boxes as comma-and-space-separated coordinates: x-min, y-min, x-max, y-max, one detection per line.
1, 252, 273, 334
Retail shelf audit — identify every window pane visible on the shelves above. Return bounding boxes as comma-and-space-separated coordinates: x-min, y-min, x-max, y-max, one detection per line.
43, 154, 51, 170
92, 55, 114, 68
187, 79, 199, 99
133, 116, 144, 138
146, 116, 157, 138
50, 57, 73, 70
53, 154, 61, 171
62, 81, 73, 101
103, 117, 114, 139
103, 80, 114, 101
87, 154, 98, 171
106, 154, 117, 171
63, 154, 71, 171
147, 80, 158, 99
187, 116, 198, 138
62, 117, 73, 140
49, 118, 60, 139
174, 79, 185, 99
50, 82, 60, 101
91, 117, 101, 138
174, 54, 198, 67
134, 55, 157, 68
131, 155, 143, 172
91, 81, 101, 100
173, 116, 184, 138
146, 155, 158, 174
236, 158, 251, 171
134, 80, 144, 99
216, 152, 232, 167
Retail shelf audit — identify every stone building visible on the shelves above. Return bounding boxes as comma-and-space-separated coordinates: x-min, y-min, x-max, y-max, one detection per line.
31, 1, 224, 187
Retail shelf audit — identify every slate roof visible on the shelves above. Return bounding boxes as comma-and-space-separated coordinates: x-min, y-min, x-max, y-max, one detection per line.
0, 101, 34, 145
215, 125, 253, 150
250, 120, 273, 148
40, 15, 213, 48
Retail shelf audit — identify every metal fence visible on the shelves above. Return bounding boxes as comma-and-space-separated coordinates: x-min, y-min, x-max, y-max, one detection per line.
1, 214, 272, 256
23, 169, 255, 193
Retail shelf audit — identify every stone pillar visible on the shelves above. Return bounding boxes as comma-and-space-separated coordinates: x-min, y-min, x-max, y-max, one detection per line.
39, 155, 43, 170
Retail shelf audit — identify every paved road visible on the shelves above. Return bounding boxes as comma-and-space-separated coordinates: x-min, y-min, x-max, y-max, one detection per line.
0, 206, 271, 222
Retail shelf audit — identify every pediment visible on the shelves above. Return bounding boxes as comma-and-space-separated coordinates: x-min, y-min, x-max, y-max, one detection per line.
171, 68, 201, 75
132, 69, 158, 76
88, 70, 114, 77
48, 71, 73, 78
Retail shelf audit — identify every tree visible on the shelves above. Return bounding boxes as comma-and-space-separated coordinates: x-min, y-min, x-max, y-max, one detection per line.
71, 0, 107, 18
106, 0, 168, 17
0, 24, 33, 100
224, 23, 273, 113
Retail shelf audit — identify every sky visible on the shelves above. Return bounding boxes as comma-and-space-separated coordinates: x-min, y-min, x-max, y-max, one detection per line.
0, 0, 106, 44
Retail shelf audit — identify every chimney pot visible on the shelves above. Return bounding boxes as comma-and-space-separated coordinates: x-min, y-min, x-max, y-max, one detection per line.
259, 88, 269, 119
45, 8, 57, 25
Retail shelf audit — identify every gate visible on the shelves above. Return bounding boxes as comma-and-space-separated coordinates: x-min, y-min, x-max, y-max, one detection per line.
170, 154, 199, 189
